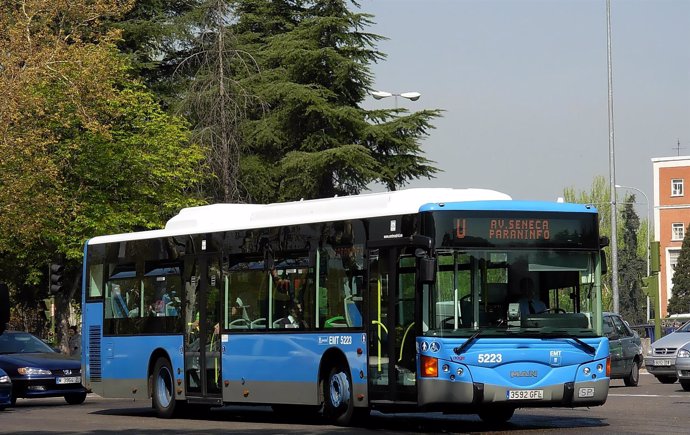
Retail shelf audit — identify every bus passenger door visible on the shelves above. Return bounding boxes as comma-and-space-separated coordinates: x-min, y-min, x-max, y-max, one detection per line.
184, 254, 222, 401
367, 247, 418, 403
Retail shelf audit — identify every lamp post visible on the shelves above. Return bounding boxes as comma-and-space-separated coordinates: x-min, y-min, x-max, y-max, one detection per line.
616, 183, 651, 320
370, 90, 421, 108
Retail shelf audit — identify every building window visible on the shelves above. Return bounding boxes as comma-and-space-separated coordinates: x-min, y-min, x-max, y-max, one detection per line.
672, 179, 684, 197
672, 223, 685, 241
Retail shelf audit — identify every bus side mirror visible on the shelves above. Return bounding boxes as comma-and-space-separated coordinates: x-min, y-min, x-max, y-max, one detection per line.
419, 257, 437, 284
600, 250, 607, 275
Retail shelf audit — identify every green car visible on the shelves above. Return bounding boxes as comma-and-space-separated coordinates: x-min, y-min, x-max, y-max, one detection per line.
603, 312, 644, 386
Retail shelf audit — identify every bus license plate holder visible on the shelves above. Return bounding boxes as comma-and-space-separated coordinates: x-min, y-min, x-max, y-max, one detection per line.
507, 389, 543, 400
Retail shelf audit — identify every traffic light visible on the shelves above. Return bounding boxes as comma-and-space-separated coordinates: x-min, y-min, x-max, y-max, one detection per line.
641, 275, 659, 299
39, 298, 53, 321
49, 263, 64, 294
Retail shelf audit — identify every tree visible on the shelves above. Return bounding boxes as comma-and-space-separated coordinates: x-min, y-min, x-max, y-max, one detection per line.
564, 176, 650, 318
0, 0, 207, 346
237, 0, 442, 201
618, 194, 646, 324
110, 0, 443, 203
668, 224, 690, 314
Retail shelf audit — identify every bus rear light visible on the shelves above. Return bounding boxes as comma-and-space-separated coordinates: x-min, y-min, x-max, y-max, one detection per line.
421, 355, 438, 377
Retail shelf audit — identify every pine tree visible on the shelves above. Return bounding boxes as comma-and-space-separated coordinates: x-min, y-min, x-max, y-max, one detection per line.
236, 0, 441, 201
668, 224, 690, 314
618, 195, 646, 324
111, 0, 443, 203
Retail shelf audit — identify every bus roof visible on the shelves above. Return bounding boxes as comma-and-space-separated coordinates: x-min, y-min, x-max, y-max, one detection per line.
88, 188, 511, 245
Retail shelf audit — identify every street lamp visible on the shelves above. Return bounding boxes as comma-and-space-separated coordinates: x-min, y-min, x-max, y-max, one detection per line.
616, 183, 651, 321
370, 90, 421, 108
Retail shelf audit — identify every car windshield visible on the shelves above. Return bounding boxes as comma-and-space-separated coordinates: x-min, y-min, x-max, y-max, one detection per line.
675, 321, 690, 332
0, 332, 56, 354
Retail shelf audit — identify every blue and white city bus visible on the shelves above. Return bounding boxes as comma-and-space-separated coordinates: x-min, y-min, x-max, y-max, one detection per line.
81, 188, 610, 424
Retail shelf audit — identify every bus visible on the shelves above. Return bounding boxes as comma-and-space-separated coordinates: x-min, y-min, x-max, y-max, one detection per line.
81, 188, 610, 424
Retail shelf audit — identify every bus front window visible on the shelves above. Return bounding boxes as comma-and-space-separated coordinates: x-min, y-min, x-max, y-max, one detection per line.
427, 249, 598, 337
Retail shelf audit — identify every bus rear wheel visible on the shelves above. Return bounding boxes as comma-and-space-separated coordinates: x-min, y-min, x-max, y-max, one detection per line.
152, 357, 179, 418
323, 366, 354, 426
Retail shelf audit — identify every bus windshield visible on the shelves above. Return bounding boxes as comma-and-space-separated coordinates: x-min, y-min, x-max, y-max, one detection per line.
425, 248, 598, 338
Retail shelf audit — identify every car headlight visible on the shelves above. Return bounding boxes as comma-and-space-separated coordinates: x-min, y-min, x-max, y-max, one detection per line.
677, 349, 690, 358
647, 348, 653, 356
0, 375, 10, 383
17, 367, 52, 376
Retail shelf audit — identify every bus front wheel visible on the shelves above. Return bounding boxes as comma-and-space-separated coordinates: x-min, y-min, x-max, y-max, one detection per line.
323, 366, 354, 426
152, 357, 178, 418
478, 407, 515, 423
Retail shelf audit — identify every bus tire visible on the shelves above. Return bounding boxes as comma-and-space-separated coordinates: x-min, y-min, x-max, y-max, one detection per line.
478, 407, 515, 423
623, 360, 640, 386
152, 357, 178, 418
323, 365, 354, 426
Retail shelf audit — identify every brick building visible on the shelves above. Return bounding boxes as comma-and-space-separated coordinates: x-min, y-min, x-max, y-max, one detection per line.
652, 156, 690, 317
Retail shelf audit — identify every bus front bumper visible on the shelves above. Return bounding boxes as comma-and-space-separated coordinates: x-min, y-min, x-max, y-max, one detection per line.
417, 378, 609, 409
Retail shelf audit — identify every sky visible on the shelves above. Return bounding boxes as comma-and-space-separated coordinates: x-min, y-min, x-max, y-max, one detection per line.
359, 0, 690, 209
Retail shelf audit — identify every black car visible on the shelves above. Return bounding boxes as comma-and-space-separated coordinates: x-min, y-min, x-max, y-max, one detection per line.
0, 367, 11, 410
603, 312, 644, 386
0, 331, 87, 405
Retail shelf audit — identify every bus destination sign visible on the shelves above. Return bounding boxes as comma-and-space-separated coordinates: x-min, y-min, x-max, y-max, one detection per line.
430, 211, 598, 249
457, 218, 552, 241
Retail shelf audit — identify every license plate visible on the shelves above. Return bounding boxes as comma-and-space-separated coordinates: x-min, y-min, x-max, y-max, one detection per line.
507, 389, 543, 400
653, 359, 672, 366
56, 376, 81, 384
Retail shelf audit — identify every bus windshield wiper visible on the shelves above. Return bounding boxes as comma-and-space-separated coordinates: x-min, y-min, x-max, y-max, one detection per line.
543, 332, 596, 355
453, 329, 481, 355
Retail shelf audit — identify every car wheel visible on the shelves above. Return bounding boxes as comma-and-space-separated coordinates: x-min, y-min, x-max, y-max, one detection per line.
478, 407, 515, 423
152, 357, 179, 418
64, 392, 87, 405
9, 393, 16, 406
680, 380, 690, 391
623, 360, 640, 386
656, 375, 678, 384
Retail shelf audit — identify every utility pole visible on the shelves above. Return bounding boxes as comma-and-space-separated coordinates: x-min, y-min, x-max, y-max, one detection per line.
607, 0, 619, 313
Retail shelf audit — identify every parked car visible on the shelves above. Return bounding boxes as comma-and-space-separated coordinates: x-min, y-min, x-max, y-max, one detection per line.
676, 342, 690, 391
645, 320, 690, 384
0, 330, 87, 405
603, 312, 643, 386
0, 367, 11, 410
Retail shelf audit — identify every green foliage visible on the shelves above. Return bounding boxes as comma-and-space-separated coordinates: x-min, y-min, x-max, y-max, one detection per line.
668, 224, 690, 314
618, 199, 646, 324
0, 1, 207, 302
563, 176, 649, 321
237, 0, 442, 201
113, 0, 443, 203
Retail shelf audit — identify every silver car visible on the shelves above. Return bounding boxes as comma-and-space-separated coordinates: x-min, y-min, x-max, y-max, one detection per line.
645, 321, 690, 384
676, 343, 690, 391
